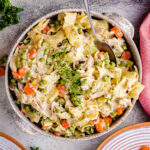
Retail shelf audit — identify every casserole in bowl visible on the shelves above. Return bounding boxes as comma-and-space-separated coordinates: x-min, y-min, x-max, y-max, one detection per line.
5, 9, 144, 140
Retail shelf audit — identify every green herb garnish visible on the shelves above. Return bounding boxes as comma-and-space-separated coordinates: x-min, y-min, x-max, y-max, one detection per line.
0, 55, 8, 64
71, 96, 82, 106
30, 147, 40, 150
0, 0, 23, 30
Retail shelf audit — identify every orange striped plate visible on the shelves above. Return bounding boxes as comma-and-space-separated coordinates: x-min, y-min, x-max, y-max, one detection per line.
0, 132, 26, 150
97, 122, 150, 150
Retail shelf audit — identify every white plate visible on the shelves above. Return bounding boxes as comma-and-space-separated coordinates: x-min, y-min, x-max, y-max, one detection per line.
97, 122, 150, 150
0, 132, 26, 150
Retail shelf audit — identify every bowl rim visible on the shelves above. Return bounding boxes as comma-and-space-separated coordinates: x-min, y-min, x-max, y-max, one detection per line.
5, 8, 142, 141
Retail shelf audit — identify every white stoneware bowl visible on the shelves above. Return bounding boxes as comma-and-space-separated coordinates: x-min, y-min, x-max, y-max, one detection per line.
5, 9, 142, 141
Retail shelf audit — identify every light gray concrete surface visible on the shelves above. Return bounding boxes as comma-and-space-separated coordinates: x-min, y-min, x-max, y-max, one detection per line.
0, 0, 150, 150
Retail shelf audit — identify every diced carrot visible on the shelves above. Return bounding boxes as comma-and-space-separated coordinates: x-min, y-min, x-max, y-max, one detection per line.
0, 67, 5, 76
18, 67, 27, 76
57, 84, 68, 97
140, 145, 150, 150
84, 95, 89, 100
42, 25, 50, 34
29, 49, 37, 59
42, 126, 49, 129
121, 51, 131, 60
89, 119, 97, 125
111, 26, 123, 38
12, 71, 23, 79
61, 120, 70, 128
116, 107, 123, 116
54, 131, 61, 136
103, 117, 112, 125
97, 52, 105, 59
23, 83, 36, 95
20, 109, 26, 114
27, 82, 37, 89
95, 119, 105, 132
24, 82, 35, 89
17, 45, 20, 48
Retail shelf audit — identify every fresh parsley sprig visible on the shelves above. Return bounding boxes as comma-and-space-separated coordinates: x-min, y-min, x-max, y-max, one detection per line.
0, 0, 10, 14
0, 0, 23, 30
30, 147, 40, 150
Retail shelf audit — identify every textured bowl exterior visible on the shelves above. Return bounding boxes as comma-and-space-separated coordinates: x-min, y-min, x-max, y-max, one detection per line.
5, 9, 142, 141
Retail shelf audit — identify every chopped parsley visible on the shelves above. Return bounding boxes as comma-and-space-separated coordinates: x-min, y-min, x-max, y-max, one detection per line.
30, 147, 40, 150
0, 55, 8, 64
0, 0, 23, 30
71, 96, 82, 106
54, 53, 81, 95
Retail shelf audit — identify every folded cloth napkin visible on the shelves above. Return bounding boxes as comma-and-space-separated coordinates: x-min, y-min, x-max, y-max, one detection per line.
139, 13, 150, 115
